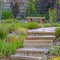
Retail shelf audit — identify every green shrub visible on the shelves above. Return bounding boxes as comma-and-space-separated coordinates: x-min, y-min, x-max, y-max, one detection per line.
19, 22, 28, 28
55, 28, 60, 37
2, 10, 13, 19
0, 28, 7, 39
27, 22, 39, 29
7, 24, 16, 33
50, 45, 60, 55
49, 23, 60, 27
0, 35, 23, 58
1, 19, 19, 23
0, 41, 22, 58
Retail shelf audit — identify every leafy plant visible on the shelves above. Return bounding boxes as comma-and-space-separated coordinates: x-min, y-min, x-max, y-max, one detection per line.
26, 0, 39, 16
27, 22, 39, 29
48, 8, 57, 25
2, 10, 13, 19
1, 19, 19, 23
7, 24, 15, 33
0, 19, 27, 58
56, 37, 60, 42
0, 28, 7, 39
50, 45, 60, 56
55, 28, 60, 37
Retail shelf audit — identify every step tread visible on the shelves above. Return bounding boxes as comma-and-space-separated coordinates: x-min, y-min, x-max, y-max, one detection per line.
11, 54, 42, 60
28, 27, 56, 32
28, 31, 55, 34
27, 35, 55, 38
16, 48, 49, 53
26, 36, 55, 39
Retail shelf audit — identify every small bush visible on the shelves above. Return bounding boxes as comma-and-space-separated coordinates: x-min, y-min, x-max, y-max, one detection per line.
2, 10, 13, 19
0, 28, 7, 39
1, 19, 19, 23
27, 22, 39, 29
50, 23, 60, 27
7, 24, 16, 33
55, 28, 60, 37
50, 45, 60, 56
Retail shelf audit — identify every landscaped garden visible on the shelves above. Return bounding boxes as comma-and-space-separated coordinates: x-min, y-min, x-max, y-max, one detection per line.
0, 0, 60, 60
0, 19, 27, 59
0, 19, 60, 60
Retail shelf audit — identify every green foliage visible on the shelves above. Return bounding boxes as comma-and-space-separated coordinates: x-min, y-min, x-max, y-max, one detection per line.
39, 23, 60, 27
0, 19, 27, 58
56, 37, 60, 42
50, 23, 60, 27
19, 22, 28, 28
50, 45, 60, 56
27, 22, 39, 29
0, 23, 15, 35
2, 10, 13, 19
49, 57, 60, 60
1, 19, 19, 23
26, 0, 39, 16
6, 24, 15, 33
0, 27, 7, 39
49, 8, 57, 24
0, 39, 23, 58
57, 0, 60, 5
55, 28, 60, 37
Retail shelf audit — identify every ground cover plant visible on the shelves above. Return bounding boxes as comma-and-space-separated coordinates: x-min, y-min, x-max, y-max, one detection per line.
0, 19, 27, 59
55, 28, 60, 37
49, 27, 60, 60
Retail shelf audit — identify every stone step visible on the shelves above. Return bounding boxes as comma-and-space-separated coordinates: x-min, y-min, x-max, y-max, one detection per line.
28, 31, 55, 35
26, 36, 55, 40
16, 48, 49, 55
24, 39, 53, 43
11, 54, 42, 60
24, 43, 52, 48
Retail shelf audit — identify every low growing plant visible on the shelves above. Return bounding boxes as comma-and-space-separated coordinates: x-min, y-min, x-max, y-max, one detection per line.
50, 45, 60, 56
2, 10, 13, 19
0, 28, 7, 39
27, 22, 39, 29
51, 57, 60, 60
55, 28, 60, 37
1, 19, 19, 23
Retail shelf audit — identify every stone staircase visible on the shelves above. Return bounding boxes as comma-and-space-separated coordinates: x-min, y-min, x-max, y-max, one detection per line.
11, 28, 56, 60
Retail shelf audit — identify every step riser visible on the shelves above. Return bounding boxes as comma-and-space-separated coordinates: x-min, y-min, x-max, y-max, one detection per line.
11, 56, 42, 60
24, 40, 53, 43
16, 52, 44, 57
26, 38, 55, 40
23, 43, 52, 48
11, 58, 41, 60
28, 32, 55, 35
27, 34, 55, 36
24, 46, 51, 48
11, 58, 40, 60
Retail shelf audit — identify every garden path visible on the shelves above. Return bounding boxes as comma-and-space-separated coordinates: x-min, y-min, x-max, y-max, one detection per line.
11, 27, 57, 60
